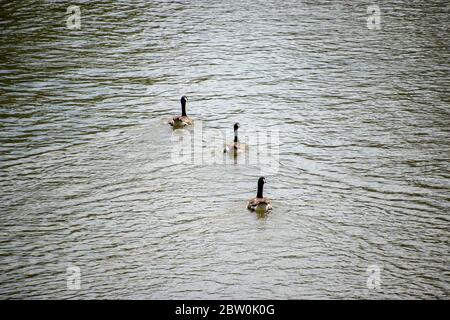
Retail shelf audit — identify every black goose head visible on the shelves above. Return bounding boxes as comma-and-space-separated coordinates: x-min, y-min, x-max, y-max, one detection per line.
257, 176, 266, 198
181, 96, 188, 116
234, 122, 240, 142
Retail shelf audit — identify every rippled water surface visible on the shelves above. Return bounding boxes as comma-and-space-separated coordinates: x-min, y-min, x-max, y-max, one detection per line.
0, 0, 449, 299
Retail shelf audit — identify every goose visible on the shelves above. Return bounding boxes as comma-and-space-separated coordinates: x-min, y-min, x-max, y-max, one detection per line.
224, 122, 246, 154
247, 177, 272, 213
169, 96, 193, 128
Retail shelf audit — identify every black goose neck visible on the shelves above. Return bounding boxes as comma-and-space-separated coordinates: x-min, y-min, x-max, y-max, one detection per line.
181, 100, 187, 116
257, 180, 264, 198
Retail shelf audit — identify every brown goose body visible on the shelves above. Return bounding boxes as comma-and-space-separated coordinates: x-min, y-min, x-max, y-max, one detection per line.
247, 197, 273, 212
224, 141, 246, 154
169, 115, 193, 127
